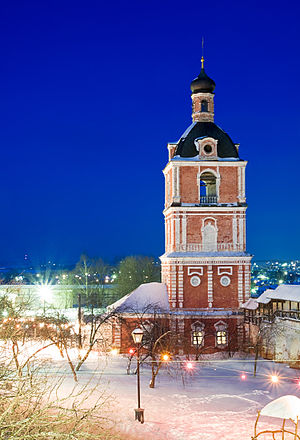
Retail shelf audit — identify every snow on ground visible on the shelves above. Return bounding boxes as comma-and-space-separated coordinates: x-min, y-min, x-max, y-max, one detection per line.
38, 352, 300, 440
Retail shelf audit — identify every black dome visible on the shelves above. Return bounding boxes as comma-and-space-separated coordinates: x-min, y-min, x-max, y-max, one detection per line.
191, 68, 215, 94
175, 122, 239, 159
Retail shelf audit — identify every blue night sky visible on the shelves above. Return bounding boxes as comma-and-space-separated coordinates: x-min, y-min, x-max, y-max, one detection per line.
0, 0, 299, 265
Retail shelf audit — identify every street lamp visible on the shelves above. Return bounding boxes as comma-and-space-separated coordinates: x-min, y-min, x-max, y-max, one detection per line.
131, 327, 144, 424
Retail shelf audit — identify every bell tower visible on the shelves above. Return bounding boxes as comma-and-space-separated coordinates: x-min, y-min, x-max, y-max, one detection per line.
160, 59, 252, 352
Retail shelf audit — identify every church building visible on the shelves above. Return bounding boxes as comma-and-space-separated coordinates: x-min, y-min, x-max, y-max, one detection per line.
110, 57, 252, 353
159, 57, 252, 351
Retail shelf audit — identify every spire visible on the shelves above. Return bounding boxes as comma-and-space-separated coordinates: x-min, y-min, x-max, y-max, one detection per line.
201, 37, 204, 70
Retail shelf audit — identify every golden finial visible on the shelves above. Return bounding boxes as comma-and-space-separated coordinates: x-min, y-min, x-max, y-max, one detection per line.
201, 56, 204, 69
201, 37, 204, 69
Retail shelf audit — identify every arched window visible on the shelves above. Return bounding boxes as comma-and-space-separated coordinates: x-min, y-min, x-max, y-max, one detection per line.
199, 172, 217, 204
200, 180, 207, 197
214, 321, 228, 347
216, 331, 227, 346
191, 322, 204, 346
201, 100, 208, 112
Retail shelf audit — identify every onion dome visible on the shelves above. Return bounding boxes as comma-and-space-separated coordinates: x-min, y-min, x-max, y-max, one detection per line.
190, 57, 215, 94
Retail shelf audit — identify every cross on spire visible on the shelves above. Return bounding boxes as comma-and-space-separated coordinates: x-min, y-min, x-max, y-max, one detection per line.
201, 37, 204, 69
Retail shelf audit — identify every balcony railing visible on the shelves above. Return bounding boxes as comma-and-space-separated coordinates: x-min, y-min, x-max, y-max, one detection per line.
200, 196, 218, 205
176, 243, 244, 252
244, 310, 300, 325
274, 310, 300, 320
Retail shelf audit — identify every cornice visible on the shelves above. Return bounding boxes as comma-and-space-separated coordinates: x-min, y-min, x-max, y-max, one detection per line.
163, 160, 247, 174
163, 205, 247, 214
160, 254, 253, 265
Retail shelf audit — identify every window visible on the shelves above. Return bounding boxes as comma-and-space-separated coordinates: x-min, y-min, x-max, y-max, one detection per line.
214, 320, 228, 347
220, 275, 231, 287
201, 100, 208, 112
291, 301, 298, 310
190, 275, 201, 287
199, 172, 217, 198
192, 330, 204, 346
191, 322, 204, 347
216, 331, 227, 346
203, 144, 212, 154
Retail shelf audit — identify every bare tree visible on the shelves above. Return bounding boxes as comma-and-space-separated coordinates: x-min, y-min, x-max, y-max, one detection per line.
120, 304, 174, 388
0, 293, 80, 380
244, 317, 281, 377
0, 354, 120, 439
75, 309, 119, 372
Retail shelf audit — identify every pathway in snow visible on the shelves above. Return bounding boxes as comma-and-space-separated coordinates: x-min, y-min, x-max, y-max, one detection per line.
103, 356, 299, 440
43, 353, 300, 440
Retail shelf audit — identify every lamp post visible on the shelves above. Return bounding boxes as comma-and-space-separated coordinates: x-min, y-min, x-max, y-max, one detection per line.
131, 327, 144, 424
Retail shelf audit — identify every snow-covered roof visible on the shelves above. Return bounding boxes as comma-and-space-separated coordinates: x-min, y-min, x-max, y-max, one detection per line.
260, 395, 300, 420
244, 285, 300, 310
178, 122, 197, 141
265, 284, 300, 302
241, 298, 258, 310
256, 289, 273, 304
107, 282, 169, 314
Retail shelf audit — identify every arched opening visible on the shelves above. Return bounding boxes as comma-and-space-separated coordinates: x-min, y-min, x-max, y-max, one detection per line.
201, 100, 208, 112
202, 222, 217, 251
199, 172, 217, 204
191, 322, 204, 347
214, 321, 228, 348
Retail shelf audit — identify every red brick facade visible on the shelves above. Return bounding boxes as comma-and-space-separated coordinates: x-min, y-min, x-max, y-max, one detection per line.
160, 71, 252, 353
111, 66, 252, 354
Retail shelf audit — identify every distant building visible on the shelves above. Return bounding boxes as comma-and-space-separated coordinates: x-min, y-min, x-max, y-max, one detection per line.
110, 57, 252, 353
0, 283, 116, 311
243, 284, 300, 364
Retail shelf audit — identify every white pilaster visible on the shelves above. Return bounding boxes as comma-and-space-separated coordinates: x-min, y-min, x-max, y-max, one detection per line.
207, 265, 213, 307
182, 214, 187, 251
176, 166, 180, 201
178, 265, 184, 308
170, 265, 177, 308
244, 265, 251, 300
175, 214, 180, 250
173, 165, 180, 203
238, 216, 244, 250
241, 167, 246, 202
232, 215, 237, 249
238, 166, 242, 201
238, 265, 243, 306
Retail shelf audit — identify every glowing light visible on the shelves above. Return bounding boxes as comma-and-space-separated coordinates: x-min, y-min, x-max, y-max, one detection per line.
240, 374, 247, 380
129, 348, 135, 355
185, 361, 194, 370
271, 375, 279, 383
161, 353, 170, 362
110, 348, 119, 356
38, 285, 53, 300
